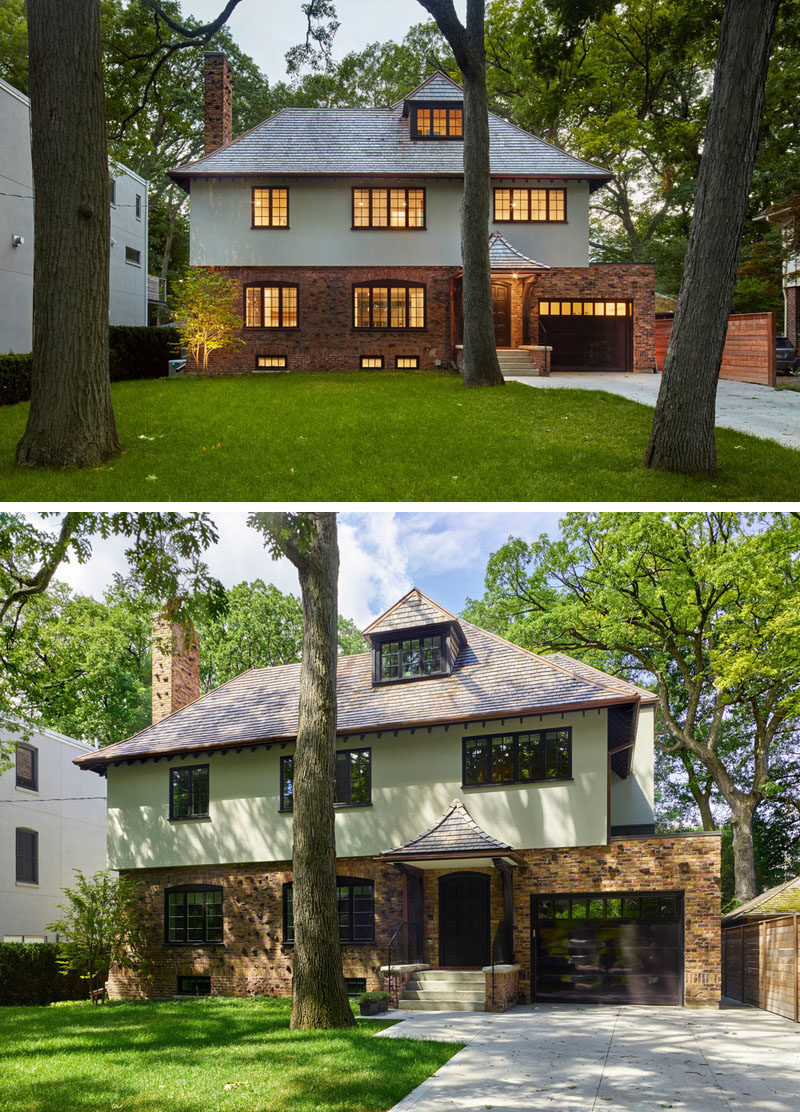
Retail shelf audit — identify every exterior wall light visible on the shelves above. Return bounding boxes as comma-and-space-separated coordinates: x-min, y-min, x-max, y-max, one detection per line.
11, 235, 24, 247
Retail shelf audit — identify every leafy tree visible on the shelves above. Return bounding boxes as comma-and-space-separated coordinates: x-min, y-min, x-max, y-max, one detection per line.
643, 0, 781, 475
417, 0, 503, 388
0, 0, 28, 94
171, 269, 243, 373
463, 512, 800, 902
47, 870, 149, 999
250, 511, 354, 1030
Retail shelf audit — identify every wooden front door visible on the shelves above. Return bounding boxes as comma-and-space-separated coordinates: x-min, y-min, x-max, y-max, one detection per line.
491, 283, 511, 347
439, 872, 490, 967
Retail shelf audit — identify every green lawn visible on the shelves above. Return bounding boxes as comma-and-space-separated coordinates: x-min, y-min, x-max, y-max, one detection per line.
0, 997, 461, 1112
1, 371, 798, 500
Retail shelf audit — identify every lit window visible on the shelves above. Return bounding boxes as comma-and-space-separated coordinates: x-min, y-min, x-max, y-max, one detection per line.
353, 283, 425, 329
352, 187, 425, 229
245, 285, 298, 328
412, 104, 463, 138
125, 246, 141, 265
256, 355, 287, 368
493, 187, 566, 223
538, 300, 631, 317
397, 356, 419, 368
252, 187, 289, 228
360, 356, 383, 368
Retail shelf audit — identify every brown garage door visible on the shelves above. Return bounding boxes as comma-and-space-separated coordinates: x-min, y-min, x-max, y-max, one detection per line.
532, 892, 683, 1005
539, 299, 632, 372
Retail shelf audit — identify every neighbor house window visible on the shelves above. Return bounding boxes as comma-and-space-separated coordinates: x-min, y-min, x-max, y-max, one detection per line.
169, 765, 209, 820
245, 284, 298, 328
15, 829, 38, 884
280, 749, 371, 811
493, 188, 566, 223
376, 634, 447, 681
353, 283, 425, 329
539, 300, 630, 317
165, 885, 223, 943
252, 187, 289, 228
135, 194, 142, 220
256, 354, 287, 368
125, 246, 141, 265
15, 744, 37, 791
109, 179, 116, 205
463, 728, 572, 786
360, 355, 383, 368
396, 355, 419, 369
352, 187, 425, 228
412, 104, 463, 139
283, 877, 374, 943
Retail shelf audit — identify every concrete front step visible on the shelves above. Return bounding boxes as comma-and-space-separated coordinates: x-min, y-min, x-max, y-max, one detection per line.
397, 998, 486, 1012
404, 987, 485, 1001
413, 970, 485, 982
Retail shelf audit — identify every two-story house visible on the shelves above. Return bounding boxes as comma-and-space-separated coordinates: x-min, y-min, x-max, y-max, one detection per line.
1, 725, 107, 942
75, 590, 719, 1011
168, 56, 654, 376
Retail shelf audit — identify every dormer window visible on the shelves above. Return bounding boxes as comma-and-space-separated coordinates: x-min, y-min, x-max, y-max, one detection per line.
372, 627, 453, 683
411, 103, 463, 140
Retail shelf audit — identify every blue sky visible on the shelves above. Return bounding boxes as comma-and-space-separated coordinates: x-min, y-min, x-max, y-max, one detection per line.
52, 510, 561, 628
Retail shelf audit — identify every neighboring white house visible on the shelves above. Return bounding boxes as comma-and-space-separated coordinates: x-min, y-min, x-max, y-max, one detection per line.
0, 76, 150, 354
1, 725, 107, 941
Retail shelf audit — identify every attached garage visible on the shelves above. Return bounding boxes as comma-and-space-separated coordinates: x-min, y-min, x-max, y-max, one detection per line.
538, 299, 633, 372
532, 892, 683, 1005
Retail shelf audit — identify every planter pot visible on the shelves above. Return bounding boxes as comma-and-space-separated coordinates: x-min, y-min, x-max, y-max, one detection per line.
359, 1000, 389, 1016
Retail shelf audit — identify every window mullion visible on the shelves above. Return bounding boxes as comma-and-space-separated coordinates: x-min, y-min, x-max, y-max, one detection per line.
369, 189, 374, 229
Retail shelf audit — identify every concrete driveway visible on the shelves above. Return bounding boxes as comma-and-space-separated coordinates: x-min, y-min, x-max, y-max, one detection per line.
375, 1003, 800, 1112
507, 373, 800, 452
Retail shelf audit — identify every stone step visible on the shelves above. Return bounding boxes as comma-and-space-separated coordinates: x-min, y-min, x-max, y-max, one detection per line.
413, 969, 485, 983
398, 998, 486, 1012
404, 988, 486, 1002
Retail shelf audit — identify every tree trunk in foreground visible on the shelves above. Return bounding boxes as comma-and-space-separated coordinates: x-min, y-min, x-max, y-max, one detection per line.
17, 0, 121, 469
419, 0, 504, 386
642, 0, 779, 475
730, 801, 759, 903
266, 513, 353, 1030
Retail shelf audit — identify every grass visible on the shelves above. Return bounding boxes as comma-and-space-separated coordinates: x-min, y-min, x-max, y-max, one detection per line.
0, 997, 462, 1112
1, 371, 799, 500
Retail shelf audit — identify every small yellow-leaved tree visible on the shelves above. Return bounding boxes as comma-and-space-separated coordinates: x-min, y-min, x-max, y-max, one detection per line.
171, 269, 243, 373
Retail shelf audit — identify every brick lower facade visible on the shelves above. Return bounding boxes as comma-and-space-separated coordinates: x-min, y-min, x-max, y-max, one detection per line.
193, 263, 655, 375
786, 285, 799, 350
113, 834, 720, 1007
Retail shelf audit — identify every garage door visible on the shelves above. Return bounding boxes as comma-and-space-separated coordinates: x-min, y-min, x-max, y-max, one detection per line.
532, 892, 683, 1005
538, 300, 632, 372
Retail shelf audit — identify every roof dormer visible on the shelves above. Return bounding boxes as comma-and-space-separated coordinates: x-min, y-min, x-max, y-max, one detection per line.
399, 71, 464, 141
362, 587, 466, 685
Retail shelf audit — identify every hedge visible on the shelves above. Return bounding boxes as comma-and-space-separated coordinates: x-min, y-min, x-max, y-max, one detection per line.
0, 943, 86, 1006
0, 326, 178, 407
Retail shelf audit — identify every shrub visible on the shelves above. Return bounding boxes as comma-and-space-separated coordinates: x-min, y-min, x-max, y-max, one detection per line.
0, 353, 33, 407
357, 991, 391, 1004
0, 943, 85, 1006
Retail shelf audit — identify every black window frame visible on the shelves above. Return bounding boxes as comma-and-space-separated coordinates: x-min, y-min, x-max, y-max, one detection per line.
283, 876, 375, 944
410, 102, 464, 140
280, 748, 372, 811
15, 744, 38, 791
372, 626, 451, 684
164, 884, 223, 945
255, 354, 287, 369
360, 355, 384, 368
135, 193, 142, 220
493, 186, 567, 224
251, 186, 290, 229
109, 179, 116, 206
462, 726, 572, 787
15, 828, 38, 884
176, 975, 211, 996
351, 186, 427, 230
244, 283, 299, 329
396, 355, 419, 369
169, 764, 210, 820
352, 281, 426, 330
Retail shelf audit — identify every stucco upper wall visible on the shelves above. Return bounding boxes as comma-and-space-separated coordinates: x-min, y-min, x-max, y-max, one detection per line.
609, 703, 655, 827
189, 177, 590, 268
105, 708, 621, 870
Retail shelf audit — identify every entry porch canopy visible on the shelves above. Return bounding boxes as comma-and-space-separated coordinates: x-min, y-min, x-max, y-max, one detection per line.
377, 798, 523, 871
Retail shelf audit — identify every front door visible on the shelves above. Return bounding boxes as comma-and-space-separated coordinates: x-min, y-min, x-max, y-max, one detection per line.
491, 283, 511, 347
439, 872, 490, 967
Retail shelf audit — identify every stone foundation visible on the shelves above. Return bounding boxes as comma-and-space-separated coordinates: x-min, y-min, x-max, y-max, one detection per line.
484, 964, 520, 1012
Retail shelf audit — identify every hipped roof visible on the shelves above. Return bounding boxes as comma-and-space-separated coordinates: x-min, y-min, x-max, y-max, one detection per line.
722, 876, 800, 923
378, 799, 519, 861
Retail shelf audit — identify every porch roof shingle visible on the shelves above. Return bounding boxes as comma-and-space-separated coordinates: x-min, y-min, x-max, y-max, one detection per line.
488, 231, 549, 271
378, 799, 514, 859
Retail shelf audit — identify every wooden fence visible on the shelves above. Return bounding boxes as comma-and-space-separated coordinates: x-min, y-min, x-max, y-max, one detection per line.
655, 312, 776, 387
722, 916, 799, 1021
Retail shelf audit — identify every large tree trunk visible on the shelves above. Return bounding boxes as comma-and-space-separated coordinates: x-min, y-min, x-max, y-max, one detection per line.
642, 0, 780, 475
419, 0, 503, 387
17, 0, 121, 469
262, 512, 354, 1030
730, 801, 759, 903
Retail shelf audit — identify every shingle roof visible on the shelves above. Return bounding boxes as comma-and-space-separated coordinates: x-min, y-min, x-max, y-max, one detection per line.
399, 71, 465, 105
169, 72, 611, 188
379, 799, 514, 859
488, 232, 549, 271
722, 876, 800, 922
75, 608, 654, 773
363, 587, 459, 637
543, 653, 655, 702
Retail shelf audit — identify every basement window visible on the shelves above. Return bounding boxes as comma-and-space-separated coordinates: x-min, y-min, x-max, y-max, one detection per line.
360, 355, 384, 368
256, 355, 287, 369
177, 975, 211, 996
396, 355, 419, 369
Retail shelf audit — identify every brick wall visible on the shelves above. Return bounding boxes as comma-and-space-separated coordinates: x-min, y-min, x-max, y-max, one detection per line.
199, 265, 455, 375
655, 312, 776, 386
203, 53, 232, 155
151, 618, 200, 725
786, 286, 800, 351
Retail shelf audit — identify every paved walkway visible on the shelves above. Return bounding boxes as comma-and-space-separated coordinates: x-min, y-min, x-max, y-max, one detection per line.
507, 373, 800, 452
373, 1003, 800, 1112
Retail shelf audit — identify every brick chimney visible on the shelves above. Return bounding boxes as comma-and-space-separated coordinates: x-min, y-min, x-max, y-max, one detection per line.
203, 52, 232, 154
151, 616, 200, 725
